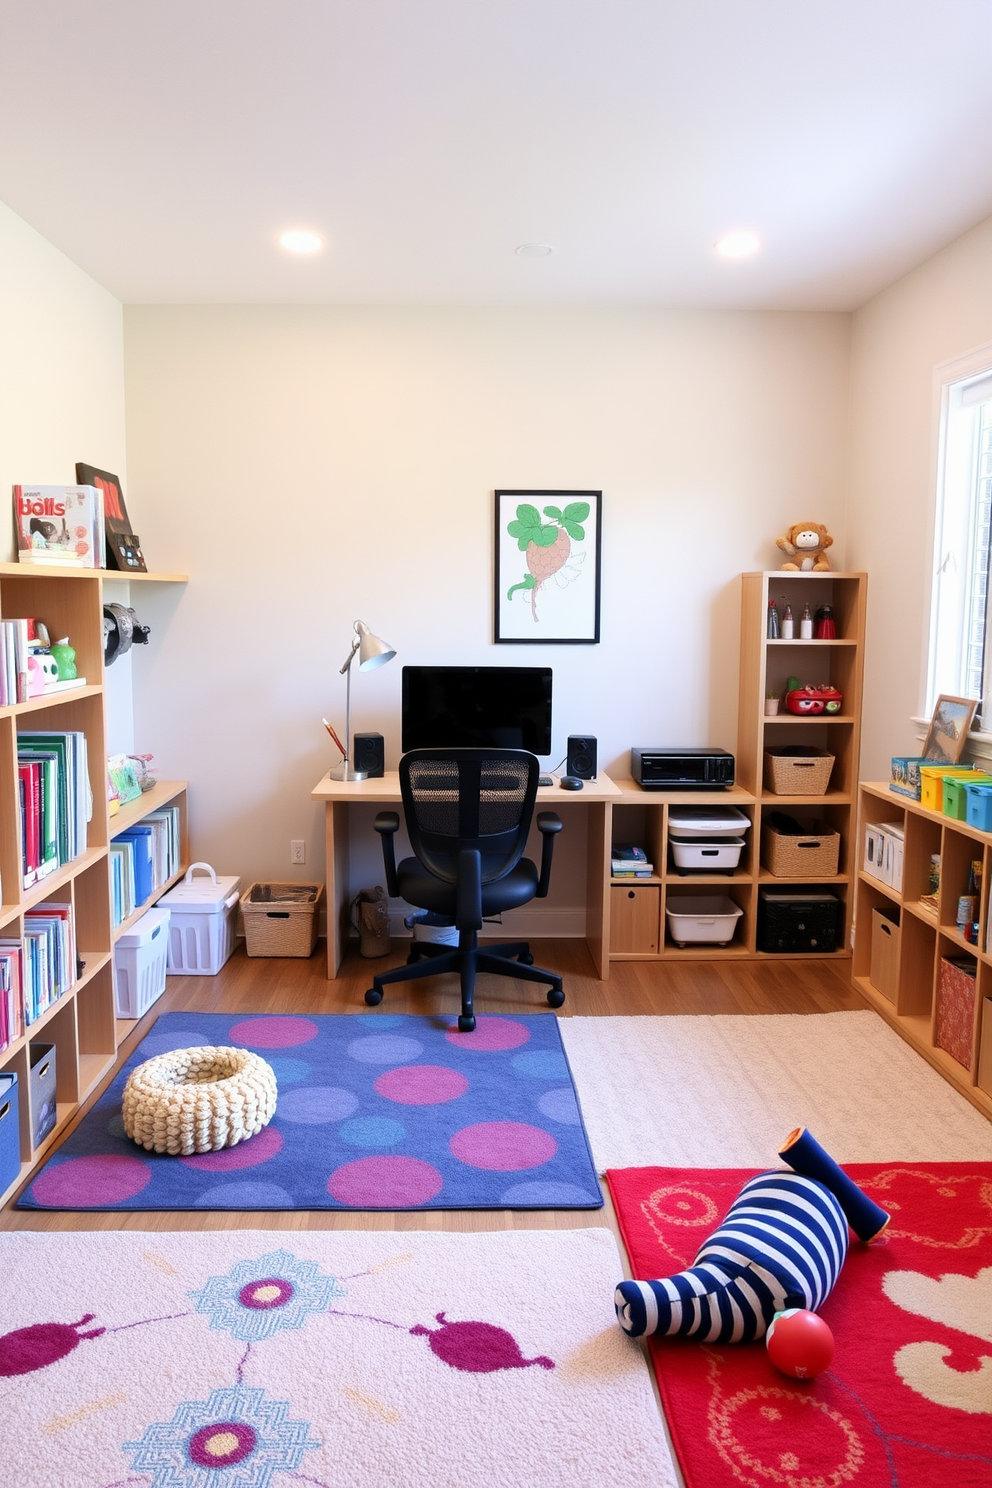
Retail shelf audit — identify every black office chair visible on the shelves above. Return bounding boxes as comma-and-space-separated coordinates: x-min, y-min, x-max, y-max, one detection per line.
365, 748, 565, 1031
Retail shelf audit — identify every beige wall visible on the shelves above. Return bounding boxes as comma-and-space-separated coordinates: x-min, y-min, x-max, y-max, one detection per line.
848, 214, 992, 779
123, 306, 851, 906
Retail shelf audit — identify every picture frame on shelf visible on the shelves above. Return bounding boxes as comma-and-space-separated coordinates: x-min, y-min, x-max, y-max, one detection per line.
494, 489, 602, 644
921, 694, 978, 764
75, 462, 147, 572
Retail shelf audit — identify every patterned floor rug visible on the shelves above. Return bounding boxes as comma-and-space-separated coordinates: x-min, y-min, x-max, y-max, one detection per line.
0, 1227, 677, 1488
19, 1012, 602, 1211
607, 1160, 992, 1488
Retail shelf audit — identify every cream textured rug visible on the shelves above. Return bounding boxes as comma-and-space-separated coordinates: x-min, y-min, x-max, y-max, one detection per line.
560, 1010, 992, 1168
0, 1227, 676, 1488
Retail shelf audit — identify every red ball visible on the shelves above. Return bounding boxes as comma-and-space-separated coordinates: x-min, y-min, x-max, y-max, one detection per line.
765, 1308, 834, 1379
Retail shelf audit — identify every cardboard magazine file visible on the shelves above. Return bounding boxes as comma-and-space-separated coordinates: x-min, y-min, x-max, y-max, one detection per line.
0, 1071, 21, 1196
159, 863, 241, 976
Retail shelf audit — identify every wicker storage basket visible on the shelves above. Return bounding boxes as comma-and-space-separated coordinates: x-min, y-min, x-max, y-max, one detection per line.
241, 882, 324, 957
761, 815, 840, 877
763, 747, 835, 796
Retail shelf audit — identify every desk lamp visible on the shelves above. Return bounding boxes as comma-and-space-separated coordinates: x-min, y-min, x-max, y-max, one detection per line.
328, 620, 396, 781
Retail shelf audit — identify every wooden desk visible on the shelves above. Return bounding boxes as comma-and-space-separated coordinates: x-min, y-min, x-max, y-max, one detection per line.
311, 771, 623, 979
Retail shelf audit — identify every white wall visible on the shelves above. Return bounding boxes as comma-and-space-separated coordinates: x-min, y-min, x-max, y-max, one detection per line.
0, 199, 135, 750
848, 213, 992, 779
123, 305, 851, 903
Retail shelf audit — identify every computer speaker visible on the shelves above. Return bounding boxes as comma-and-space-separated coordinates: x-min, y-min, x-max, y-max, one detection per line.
352, 732, 385, 778
567, 734, 597, 780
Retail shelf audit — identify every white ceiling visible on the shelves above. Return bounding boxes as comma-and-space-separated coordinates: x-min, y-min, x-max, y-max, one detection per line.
2, 0, 991, 309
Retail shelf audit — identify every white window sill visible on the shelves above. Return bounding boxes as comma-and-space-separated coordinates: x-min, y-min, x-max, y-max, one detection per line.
911, 716, 992, 765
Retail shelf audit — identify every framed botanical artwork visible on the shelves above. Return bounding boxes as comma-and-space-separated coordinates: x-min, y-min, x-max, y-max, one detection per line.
922, 694, 978, 764
494, 490, 602, 643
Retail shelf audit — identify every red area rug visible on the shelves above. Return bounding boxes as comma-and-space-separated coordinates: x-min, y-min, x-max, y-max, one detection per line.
607, 1162, 992, 1488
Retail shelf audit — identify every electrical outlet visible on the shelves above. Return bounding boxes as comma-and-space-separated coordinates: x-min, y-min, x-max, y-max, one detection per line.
291, 840, 305, 865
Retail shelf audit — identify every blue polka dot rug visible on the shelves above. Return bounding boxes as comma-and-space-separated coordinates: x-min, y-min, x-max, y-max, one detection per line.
19, 1011, 603, 1211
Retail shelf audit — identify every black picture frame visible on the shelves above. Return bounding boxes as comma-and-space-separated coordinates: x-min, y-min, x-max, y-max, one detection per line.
494, 490, 602, 644
75, 462, 147, 572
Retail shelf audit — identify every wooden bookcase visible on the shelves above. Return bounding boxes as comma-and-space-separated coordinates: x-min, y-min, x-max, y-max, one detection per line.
0, 562, 188, 1204
604, 572, 866, 963
853, 781, 992, 1120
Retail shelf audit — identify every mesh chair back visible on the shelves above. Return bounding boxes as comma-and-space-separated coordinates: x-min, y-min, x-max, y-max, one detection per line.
400, 749, 539, 885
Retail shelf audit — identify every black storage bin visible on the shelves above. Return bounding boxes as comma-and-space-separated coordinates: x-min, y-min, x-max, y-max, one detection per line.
29, 1041, 57, 1146
758, 888, 842, 953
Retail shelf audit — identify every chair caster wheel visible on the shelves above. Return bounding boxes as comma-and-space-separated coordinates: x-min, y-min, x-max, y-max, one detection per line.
518, 952, 534, 965
458, 1014, 476, 1032
364, 989, 383, 1006
547, 989, 565, 1009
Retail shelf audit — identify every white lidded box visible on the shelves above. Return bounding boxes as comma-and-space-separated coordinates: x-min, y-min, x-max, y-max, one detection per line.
159, 862, 241, 976
115, 905, 171, 1017
666, 894, 743, 946
669, 837, 745, 873
667, 807, 750, 839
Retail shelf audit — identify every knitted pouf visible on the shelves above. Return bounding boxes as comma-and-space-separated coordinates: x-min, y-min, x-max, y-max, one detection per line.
122, 1045, 278, 1156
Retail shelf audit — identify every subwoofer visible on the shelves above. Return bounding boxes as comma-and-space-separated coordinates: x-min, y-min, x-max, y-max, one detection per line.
352, 732, 385, 778
566, 734, 597, 780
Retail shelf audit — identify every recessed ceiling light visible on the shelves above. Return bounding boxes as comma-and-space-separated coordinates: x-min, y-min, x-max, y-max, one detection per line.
515, 243, 554, 258
715, 230, 761, 260
279, 230, 324, 255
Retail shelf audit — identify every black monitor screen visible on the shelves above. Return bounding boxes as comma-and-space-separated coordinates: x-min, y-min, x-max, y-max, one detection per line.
401, 666, 553, 755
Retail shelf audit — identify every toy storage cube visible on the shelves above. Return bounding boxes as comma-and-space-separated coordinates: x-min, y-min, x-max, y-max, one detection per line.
936, 957, 977, 1068
0, 1071, 20, 1195
160, 863, 241, 975
115, 906, 171, 1017
920, 765, 974, 813
28, 1041, 56, 1146
610, 885, 660, 953
869, 910, 900, 1002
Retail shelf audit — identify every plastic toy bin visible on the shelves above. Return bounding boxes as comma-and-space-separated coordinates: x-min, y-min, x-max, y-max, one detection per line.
665, 895, 743, 946
160, 863, 241, 976
943, 773, 992, 820
114, 906, 171, 1017
241, 882, 324, 957
966, 783, 992, 833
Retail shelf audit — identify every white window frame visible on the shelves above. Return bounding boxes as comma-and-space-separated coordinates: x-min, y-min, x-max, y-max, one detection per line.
924, 342, 992, 756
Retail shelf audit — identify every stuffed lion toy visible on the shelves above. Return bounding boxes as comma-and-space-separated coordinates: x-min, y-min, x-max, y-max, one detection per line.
776, 522, 833, 571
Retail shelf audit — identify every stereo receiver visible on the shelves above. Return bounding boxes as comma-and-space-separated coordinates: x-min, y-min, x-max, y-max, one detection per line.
631, 748, 735, 790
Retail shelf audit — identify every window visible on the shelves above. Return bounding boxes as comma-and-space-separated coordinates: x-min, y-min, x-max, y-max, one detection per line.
927, 351, 992, 725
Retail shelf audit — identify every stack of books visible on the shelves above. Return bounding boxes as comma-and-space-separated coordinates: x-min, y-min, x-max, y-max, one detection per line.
612, 844, 654, 878
22, 905, 76, 1025
111, 804, 181, 928
17, 731, 90, 889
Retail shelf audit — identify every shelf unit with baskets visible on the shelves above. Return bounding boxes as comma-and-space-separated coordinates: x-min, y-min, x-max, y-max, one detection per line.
0, 561, 187, 1205
853, 781, 992, 1120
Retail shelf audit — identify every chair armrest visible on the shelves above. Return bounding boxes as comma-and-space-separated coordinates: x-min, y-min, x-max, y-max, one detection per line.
535, 812, 562, 898
374, 811, 401, 897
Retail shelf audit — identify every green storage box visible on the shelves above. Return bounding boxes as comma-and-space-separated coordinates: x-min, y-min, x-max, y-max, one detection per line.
943, 772, 992, 819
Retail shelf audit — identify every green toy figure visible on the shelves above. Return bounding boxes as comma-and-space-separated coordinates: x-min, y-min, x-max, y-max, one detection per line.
50, 638, 77, 681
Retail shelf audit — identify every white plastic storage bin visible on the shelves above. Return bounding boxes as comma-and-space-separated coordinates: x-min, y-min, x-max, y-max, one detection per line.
666, 894, 743, 946
667, 807, 750, 839
115, 906, 171, 1017
669, 837, 745, 874
159, 863, 241, 976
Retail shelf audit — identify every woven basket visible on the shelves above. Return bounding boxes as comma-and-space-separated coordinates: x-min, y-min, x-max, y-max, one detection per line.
761, 819, 840, 877
241, 882, 323, 957
763, 748, 835, 796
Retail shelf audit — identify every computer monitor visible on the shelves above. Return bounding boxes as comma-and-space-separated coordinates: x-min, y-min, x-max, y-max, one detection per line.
401, 666, 553, 755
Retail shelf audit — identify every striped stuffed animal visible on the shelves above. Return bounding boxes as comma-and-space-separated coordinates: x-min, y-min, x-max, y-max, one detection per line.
614, 1127, 889, 1344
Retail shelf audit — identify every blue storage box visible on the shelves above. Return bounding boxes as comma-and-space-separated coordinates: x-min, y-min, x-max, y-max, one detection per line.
965, 782, 992, 832
0, 1071, 21, 1196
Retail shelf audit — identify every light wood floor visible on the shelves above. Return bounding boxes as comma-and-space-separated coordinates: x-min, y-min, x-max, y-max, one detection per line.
1, 941, 865, 1235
